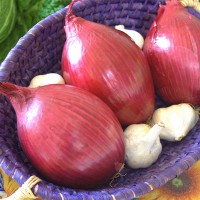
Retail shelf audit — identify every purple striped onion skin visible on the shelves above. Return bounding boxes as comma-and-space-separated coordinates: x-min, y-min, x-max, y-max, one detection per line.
62, 1, 155, 126
143, 0, 200, 105
0, 82, 125, 189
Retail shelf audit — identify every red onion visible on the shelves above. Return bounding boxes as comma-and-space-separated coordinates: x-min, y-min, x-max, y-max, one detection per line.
143, 0, 200, 105
62, 0, 155, 125
0, 82, 125, 189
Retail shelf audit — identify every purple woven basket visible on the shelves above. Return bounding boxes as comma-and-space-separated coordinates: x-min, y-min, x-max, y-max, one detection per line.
0, 0, 200, 199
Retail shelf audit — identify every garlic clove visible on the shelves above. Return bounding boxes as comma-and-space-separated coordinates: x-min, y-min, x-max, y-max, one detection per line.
123, 123, 151, 140
29, 73, 65, 88
39, 73, 65, 86
152, 103, 199, 141
115, 25, 144, 49
28, 75, 44, 88
123, 123, 163, 169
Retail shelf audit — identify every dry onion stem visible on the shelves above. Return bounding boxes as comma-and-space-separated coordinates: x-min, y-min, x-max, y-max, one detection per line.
3, 176, 41, 200
109, 163, 126, 187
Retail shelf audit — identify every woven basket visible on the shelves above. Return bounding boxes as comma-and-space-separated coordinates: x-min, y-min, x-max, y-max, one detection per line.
0, 0, 200, 199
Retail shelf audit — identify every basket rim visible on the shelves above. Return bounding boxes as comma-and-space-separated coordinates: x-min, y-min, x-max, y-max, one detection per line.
1, 140, 200, 199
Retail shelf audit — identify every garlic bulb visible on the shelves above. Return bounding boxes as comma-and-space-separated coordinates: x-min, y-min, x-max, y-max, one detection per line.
123, 122, 164, 169
115, 25, 144, 48
29, 73, 65, 88
152, 103, 199, 141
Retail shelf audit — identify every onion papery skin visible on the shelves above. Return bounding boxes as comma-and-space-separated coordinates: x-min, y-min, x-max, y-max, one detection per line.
0, 82, 125, 189
143, 0, 200, 105
61, 1, 155, 126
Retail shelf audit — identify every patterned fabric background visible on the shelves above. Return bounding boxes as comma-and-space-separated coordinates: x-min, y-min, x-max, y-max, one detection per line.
138, 160, 200, 200
0, 168, 19, 199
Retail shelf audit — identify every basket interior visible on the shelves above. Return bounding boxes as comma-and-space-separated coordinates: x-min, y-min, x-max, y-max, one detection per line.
0, 0, 200, 199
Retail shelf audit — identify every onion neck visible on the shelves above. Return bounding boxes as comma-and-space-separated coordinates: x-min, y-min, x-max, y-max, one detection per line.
66, 0, 82, 23
155, 0, 186, 26
65, 0, 84, 39
0, 82, 31, 111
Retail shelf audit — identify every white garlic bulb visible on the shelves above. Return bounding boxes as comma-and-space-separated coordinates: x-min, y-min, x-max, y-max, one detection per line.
152, 103, 199, 141
123, 122, 164, 169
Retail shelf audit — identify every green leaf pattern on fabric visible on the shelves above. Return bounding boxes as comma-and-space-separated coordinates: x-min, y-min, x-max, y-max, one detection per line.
0, 0, 71, 63
0, 0, 17, 43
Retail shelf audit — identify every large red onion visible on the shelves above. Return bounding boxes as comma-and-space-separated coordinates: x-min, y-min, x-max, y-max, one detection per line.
0, 82, 124, 189
143, 0, 200, 105
62, 0, 155, 125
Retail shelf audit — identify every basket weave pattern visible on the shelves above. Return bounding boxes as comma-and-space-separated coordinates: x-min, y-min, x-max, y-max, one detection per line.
0, 0, 200, 199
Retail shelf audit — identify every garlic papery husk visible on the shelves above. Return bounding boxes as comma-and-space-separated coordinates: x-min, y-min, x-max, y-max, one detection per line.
114, 25, 144, 48
29, 73, 65, 88
123, 122, 164, 169
152, 103, 199, 142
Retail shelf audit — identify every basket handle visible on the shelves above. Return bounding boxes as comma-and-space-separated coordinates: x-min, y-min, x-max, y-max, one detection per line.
179, 0, 200, 13
3, 176, 41, 200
